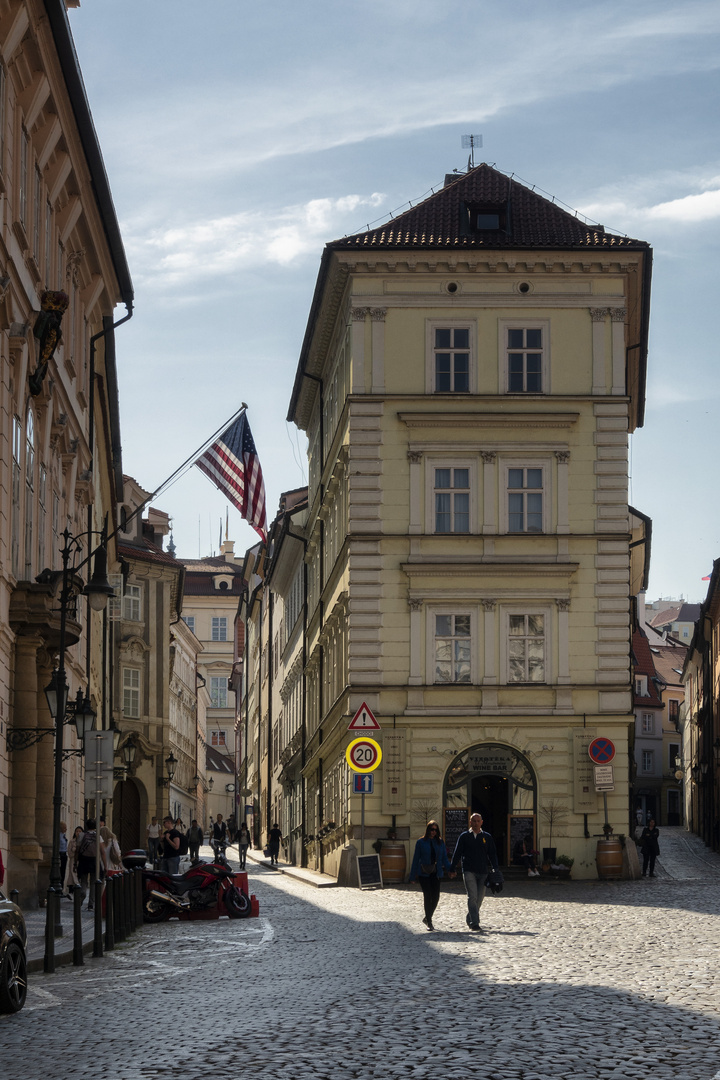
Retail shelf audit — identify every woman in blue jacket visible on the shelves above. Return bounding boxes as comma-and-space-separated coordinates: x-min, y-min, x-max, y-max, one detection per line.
408, 820, 454, 930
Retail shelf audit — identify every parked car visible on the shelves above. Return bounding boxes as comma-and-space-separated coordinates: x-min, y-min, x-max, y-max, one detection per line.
0, 889, 27, 1013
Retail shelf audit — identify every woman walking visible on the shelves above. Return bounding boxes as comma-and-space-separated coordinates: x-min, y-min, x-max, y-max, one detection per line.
408, 820, 454, 930
640, 818, 660, 877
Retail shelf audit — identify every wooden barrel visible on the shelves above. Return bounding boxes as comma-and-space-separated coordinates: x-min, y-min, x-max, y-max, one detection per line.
379, 842, 407, 883
596, 838, 624, 879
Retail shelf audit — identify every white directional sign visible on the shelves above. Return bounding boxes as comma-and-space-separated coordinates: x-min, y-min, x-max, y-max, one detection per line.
348, 702, 381, 731
593, 765, 615, 792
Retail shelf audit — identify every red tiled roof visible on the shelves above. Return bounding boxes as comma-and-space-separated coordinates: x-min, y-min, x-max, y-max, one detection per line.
632, 628, 663, 707
206, 744, 234, 773
332, 165, 649, 253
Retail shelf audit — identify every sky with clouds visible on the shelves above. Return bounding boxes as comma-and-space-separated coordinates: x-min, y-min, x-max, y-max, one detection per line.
68, 0, 720, 602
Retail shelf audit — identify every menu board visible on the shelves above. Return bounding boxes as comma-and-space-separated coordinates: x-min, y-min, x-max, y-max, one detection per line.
508, 815, 535, 864
357, 854, 383, 889
443, 807, 470, 860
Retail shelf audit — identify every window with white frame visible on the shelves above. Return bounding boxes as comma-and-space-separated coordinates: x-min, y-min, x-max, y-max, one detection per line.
669, 743, 680, 770
210, 676, 228, 709
641, 749, 654, 773
433, 613, 471, 684
183, 615, 195, 634
426, 321, 474, 394
122, 668, 140, 718
211, 729, 227, 747
23, 409, 35, 579
11, 416, 20, 577
108, 573, 123, 621
641, 713, 654, 734
123, 584, 141, 621
507, 467, 543, 533
38, 464, 46, 572
19, 127, 28, 228
212, 616, 227, 641
507, 614, 545, 683
634, 675, 648, 697
434, 466, 470, 533
500, 321, 549, 395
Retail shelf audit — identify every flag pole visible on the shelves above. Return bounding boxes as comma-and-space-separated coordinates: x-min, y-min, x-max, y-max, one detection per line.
105, 403, 248, 548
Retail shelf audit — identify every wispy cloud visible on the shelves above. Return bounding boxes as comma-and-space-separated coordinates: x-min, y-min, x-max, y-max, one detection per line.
123, 193, 386, 289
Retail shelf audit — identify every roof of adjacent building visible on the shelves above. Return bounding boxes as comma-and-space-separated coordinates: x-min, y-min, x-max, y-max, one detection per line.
118, 538, 179, 568
331, 165, 650, 253
648, 603, 701, 629
206, 744, 234, 774
649, 642, 688, 688
632, 628, 664, 708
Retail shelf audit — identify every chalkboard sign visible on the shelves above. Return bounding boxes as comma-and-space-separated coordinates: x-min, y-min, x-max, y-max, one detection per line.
443, 807, 470, 861
508, 815, 535, 865
357, 854, 383, 889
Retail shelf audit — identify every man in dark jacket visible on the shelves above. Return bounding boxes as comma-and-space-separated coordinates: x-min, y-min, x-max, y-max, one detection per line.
451, 813, 500, 932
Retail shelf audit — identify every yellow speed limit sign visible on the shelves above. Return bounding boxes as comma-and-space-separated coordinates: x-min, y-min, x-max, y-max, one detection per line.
346, 736, 382, 774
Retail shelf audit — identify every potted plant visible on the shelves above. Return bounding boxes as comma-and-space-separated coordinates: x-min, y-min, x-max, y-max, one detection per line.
551, 854, 574, 878
540, 799, 569, 864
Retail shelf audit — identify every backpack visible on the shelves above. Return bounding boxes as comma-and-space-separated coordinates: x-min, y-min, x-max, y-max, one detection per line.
78, 832, 97, 859
177, 832, 189, 856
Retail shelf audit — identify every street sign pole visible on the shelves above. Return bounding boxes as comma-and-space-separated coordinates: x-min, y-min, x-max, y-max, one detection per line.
361, 792, 365, 856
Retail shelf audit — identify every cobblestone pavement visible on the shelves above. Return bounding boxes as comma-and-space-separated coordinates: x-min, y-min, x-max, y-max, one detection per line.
3, 829, 720, 1080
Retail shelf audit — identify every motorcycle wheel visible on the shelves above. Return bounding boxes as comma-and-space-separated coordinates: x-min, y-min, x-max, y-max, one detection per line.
224, 886, 250, 918
143, 893, 171, 923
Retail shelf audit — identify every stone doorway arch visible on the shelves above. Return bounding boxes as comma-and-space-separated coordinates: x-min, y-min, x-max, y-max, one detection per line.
442, 743, 537, 866
112, 777, 145, 851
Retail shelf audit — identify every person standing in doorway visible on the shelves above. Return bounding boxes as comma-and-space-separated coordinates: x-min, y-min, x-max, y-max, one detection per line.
451, 812, 500, 932
408, 820, 454, 930
268, 823, 282, 865
640, 819, 660, 877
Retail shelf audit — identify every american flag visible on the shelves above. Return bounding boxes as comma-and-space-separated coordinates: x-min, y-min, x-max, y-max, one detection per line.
196, 412, 267, 541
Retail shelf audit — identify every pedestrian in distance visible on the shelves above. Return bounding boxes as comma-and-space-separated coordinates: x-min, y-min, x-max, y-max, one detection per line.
408, 820, 455, 930
513, 835, 540, 876
640, 818, 660, 877
146, 816, 162, 866
64, 826, 83, 895
237, 821, 251, 869
451, 812, 501, 932
76, 819, 107, 909
187, 819, 204, 862
268, 823, 282, 865
59, 821, 68, 889
211, 814, 228, 859
159, 816, 182, 874
100, 826, 122, 870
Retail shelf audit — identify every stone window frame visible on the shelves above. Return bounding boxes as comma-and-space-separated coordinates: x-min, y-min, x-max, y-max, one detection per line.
425, 319, 477, 395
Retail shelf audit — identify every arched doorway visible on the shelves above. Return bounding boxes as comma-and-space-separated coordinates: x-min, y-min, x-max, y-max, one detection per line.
443, 743, 537, 866
112, 778, 142, 851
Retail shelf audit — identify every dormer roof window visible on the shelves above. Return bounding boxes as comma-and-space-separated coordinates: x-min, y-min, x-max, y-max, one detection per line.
464, 201, 509, 235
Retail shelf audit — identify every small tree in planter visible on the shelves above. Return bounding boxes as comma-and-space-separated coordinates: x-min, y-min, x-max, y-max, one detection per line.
540, 799, 569, 863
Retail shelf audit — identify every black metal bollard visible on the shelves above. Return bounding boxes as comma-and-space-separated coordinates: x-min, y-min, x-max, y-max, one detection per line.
73, 887, 84, 966
44, 888, 56, 973
93, 879, 103, 958
124, 871, 132, 937
114, 873, 126, 942
104, 876, 115, 951
135, 868, 144, 925
128, 871, 136, 933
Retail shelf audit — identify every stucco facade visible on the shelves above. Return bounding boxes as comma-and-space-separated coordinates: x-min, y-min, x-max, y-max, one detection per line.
271, 165, 655, 880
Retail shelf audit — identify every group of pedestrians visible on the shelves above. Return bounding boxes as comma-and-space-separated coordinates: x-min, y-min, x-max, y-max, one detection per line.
146, 815, 254, 872
409, 813, 502, 932
59, 818, 123, 909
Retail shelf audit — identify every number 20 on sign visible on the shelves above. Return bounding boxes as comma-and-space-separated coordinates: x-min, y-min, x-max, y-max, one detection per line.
346, 737, 382, 774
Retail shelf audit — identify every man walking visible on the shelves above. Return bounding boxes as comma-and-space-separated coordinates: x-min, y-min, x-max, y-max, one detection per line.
147, 816, 161, 866
159, 816, 182, 874
211, 814, 228, 859
187, 819, 204, 862
451, 813, 500, 932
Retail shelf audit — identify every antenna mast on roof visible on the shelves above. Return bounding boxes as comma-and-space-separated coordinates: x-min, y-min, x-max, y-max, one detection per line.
461, 134, 482, 169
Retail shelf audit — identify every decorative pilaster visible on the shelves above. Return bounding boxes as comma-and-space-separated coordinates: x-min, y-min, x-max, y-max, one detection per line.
556, 598, 571, 683
408, 597, 423, 684
482, 599, 497, 684
351, 307, 368, 393
408, 450, 422, 534
370, 308, 386, 394
555, 450, 570, 534
590, 308, 608, 395
610, 308, 627, 395
481, 451, 496, 533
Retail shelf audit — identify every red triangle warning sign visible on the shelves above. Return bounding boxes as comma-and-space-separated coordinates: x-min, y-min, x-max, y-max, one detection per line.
348, 702, 380, 731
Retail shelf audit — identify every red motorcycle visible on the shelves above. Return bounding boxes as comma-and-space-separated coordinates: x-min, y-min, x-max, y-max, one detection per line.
142, 854, 258, 923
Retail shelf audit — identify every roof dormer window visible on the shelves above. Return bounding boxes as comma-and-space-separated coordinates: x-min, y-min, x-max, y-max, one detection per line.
464, 202, 508, 234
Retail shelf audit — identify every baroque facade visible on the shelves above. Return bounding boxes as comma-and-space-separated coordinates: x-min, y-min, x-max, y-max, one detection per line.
0, 0, 132, 900
275, 164, 653, 880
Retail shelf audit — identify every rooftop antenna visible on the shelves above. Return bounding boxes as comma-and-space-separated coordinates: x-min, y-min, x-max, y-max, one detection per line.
461, 134, 483, 169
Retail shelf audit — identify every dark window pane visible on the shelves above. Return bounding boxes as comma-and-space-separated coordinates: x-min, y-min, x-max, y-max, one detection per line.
435, 468, 451, 489
454, 469, 469, 489
436, 614, 451, 636
526, 371, 542, 393
508, 469, 523, 489
435, 494, 451, 532
436, 328, 451, 348
454, 493, 469, 532
454, 370, 469, 393
527, 354, 542, 373
527, 469, 542, 489
526, 328, 542, 348
455, 615, 471, 636
436, 367, 451, 392
454, 328, 469, 348
508, 329, 524, 349
476, 213, 499, 230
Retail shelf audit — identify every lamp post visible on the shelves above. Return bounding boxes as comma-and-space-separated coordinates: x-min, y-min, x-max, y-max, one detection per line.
165, 751, 177, 817
43, 524, 113, 973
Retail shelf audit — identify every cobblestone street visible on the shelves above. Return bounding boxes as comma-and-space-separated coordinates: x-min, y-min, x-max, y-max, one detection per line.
3, 830, 720, 1080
